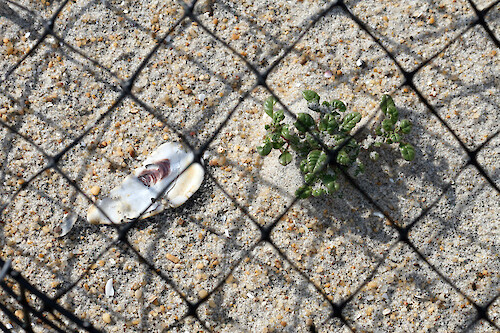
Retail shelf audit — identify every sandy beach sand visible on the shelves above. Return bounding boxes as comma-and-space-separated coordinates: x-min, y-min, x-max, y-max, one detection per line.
0, 0, 499, 331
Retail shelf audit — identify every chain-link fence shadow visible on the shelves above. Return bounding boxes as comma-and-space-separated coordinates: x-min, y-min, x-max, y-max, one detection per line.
0, 0, 499, 331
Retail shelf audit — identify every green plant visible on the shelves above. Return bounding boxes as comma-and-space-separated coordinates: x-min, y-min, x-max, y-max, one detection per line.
257, 90, 415, 199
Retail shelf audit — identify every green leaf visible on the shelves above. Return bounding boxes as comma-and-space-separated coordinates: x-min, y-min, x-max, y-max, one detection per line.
312, 188, 325, 197
302, 90, 320, 103
304, 172, 316, 184
381, 95, 398, 124
382, 118, 394, 132
281, 124, 290, 139
271, 132, 284, 149
299, 159, 308, 173
375, 126, 383, 136
319, 114, 338, 134
321, 174, 337, 184
305, 132, 321, 149
400, 143, 415, 161
380, 94, 394, 115
336, 149, 351, 166
296, 144, 310, 156
321, 174, 338, 194
331, 100, 346, 112
294, 113, 315, 132
346, 137, 359, 150
295, 185, 312, 199
270, 132, 281, 142
264, 96, 277, 118
341, 112, 361, 132
399, 119, 412, 134
278, 151, 292, 166
307, 150, 328, 174
273, 109, 284, 124
389, 133, 402, 143
324, 179, 340, 194
257, 142, 272, 156
289, 134, 300, 146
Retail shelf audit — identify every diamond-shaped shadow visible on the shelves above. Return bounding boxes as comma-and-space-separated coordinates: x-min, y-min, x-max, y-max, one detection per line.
0, 39, 121, 156
346, 0, 477, 72
131, 17, 256, 148
194, 0, 335, 73
0, 169, 113, 298
267, 6, 403, 104
0, 131, 46, 209
409, 165, 500, 305
415, 25, 500, 151
63, 247, 188, 331
204, 87, 302, 228
51, 0, 176, 80
271, 193, 397, 303
198, 242, 332, 332
123, 181, 260, 306
343, 242, 477, 332
477, 133, 500, 189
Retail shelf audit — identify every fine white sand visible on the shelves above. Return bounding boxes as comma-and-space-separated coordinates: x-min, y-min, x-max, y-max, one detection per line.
0, 0, 498, 332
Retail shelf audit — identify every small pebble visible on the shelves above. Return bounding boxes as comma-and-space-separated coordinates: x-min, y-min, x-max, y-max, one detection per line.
135, 289, 143, 299
198, 289, 208, 299
102, 313, 112, 324
14, 310, 23, 319
324, 70, 333, 78
356, 59, 365, 67
166, 253, 180, 263
90, 186, 100, 196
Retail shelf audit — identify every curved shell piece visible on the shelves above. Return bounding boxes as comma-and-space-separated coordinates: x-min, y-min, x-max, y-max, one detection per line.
87, 142, 204, 224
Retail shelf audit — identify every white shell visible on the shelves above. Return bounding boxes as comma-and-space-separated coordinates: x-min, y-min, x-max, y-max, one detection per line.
87, 142, 204, 224
105, 278, 114, 297
58, 212, 77, 237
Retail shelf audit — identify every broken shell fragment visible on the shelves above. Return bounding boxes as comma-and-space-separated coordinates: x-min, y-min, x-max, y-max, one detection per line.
105, 278, 114, 297
56, 212, 78, 237
87, 142, 204, 224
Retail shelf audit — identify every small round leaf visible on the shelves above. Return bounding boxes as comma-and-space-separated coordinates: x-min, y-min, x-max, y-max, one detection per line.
331, 100, 346, 112
279, 151, 292, 166
302, 90, 320, 103
264, 96, 277, 117
400, 143, 415, 161
257, 143, 272, 156
399, 119, 412, 134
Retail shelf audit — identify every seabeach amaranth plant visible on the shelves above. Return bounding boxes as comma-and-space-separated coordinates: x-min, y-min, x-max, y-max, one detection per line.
257, 90, 415, 199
